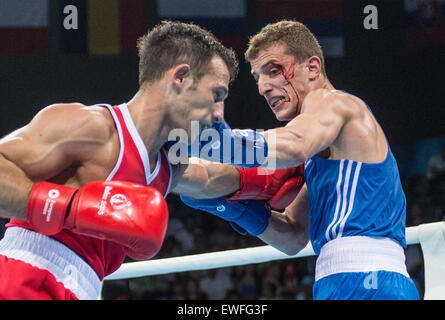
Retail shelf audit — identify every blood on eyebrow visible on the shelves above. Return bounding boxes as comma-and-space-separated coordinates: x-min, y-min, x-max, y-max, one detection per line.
270, 61, 296, 82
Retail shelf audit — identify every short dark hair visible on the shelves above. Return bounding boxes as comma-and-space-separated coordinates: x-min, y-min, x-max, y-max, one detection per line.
137, 21, 239, 87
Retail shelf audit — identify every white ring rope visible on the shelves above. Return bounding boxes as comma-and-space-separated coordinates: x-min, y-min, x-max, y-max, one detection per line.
105, 223, 424, 281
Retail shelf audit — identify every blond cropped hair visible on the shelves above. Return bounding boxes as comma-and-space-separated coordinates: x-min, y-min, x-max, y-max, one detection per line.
245, 20, 326, 76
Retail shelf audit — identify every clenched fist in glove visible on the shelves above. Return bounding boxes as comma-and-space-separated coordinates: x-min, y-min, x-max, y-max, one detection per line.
26, 181, 168, 260
225, 164, 305, 210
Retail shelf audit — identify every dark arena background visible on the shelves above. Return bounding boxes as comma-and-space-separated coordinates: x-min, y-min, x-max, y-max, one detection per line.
0, 0, 444, 303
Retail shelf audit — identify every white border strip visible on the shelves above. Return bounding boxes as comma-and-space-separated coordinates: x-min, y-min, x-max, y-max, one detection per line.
337, 162, 362, 238
103, 104, 125, 181
119, 103, 153, 182
325, 159, 344, 241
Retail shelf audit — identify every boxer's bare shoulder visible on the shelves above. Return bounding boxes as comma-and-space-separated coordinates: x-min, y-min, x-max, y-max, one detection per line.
29, 103, 114, 143
300, 89, 387, 163
0, 103, 116, 180
300, 89, 361, 121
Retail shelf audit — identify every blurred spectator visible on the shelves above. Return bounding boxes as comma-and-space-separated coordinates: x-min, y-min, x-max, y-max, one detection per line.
165, 216, 184, 238
223, 232, 243, 251
184, 278, 207, 300
405, 244, 424, 297
199, 268, 234, 300
208, 218, 232, 249
427, 145, 445, 208
224, 288, 241, 300
263, 263, 282, 291
128, 277, 150, 299
128, 275, 169, 299
296, 275, 313, 300
167, 281, 186, 300
277, 287, 296, 299
173, 215, 199, 254
426, 144, 445, 181
101, 280, 130, 300
259, 279, 278, 300
237, 264, 259, 299
407, 202, 425, 227
157, 235, 183, 258
193, 233, 209, 254
282, 263, 298, 298
405, 175, 432, 208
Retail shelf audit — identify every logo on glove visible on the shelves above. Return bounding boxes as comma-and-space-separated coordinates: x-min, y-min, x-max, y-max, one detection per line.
110, 194, 132, 210
97, 186, 132, 215
42, 189, 61, 222
48, 189, 60, 199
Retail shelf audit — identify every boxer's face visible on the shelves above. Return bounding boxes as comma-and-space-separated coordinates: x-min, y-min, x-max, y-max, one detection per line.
250, 43, 309, 121
174, 56, 230, 136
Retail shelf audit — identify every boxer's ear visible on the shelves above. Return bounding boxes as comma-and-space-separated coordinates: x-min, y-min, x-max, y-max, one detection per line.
172, 64, 191, 90
306, 56, 322, 81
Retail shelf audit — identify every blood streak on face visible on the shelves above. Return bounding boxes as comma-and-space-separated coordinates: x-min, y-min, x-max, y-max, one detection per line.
270, 61, 301, 115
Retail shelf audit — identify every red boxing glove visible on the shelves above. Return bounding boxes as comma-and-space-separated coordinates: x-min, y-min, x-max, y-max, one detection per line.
27, 181, 168, 260
268, 173, 305, 210
225, 165, 305, 210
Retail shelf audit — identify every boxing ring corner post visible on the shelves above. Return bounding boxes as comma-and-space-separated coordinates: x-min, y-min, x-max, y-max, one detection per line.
104, 221, 445, 300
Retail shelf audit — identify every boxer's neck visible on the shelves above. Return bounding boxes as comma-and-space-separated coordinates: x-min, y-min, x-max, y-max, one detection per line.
127, 83, 168, 165
308, 75, 335, 92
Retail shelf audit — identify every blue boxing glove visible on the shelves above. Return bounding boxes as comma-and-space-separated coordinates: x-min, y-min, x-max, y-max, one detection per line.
164, 120, 268, 168
200, 120, 268, 168
180, 195, 271, 236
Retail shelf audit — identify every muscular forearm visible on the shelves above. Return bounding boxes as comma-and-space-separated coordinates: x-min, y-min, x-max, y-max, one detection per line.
0, 154, 33, 220
262, 128, 307, 169
258, 210, 309, 256
200, 161, 240, 198
262, 103, 343, 169
258, 184, 310, 255
173, 158, 240, 199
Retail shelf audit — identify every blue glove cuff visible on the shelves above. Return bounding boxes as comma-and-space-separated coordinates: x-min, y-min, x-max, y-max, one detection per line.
180, 195, 270, 236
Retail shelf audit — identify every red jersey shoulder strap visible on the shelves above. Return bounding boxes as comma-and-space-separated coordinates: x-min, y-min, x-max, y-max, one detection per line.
101, 104, 172, 197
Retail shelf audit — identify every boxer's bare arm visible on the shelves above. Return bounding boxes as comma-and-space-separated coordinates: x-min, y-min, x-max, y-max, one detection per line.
263, 90, 350, 168
170, 158, 240, 199
259, 184, 310, 255
0, 103, 110, 220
